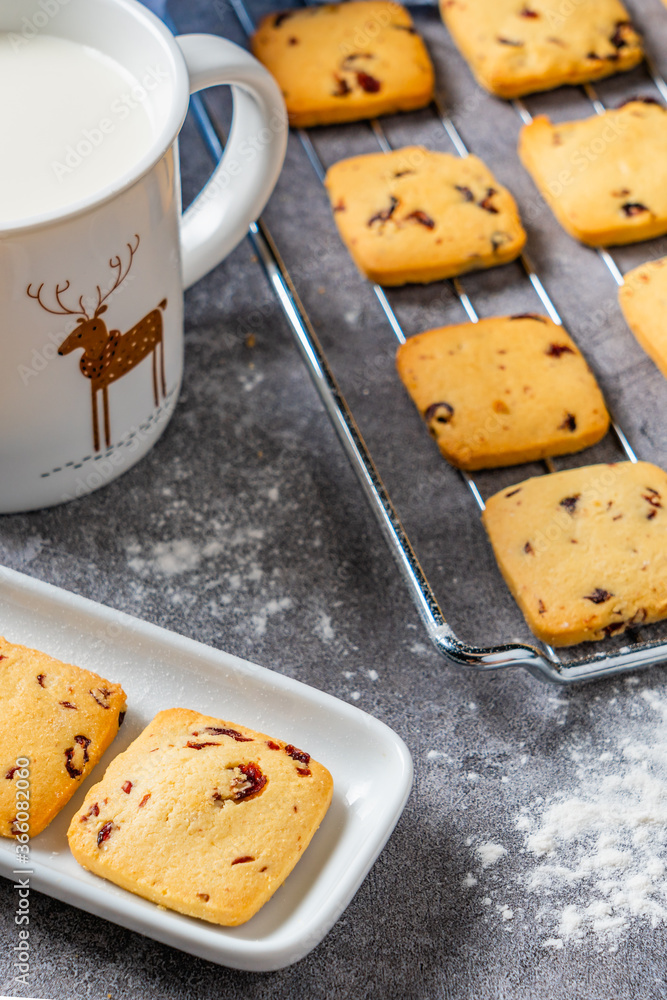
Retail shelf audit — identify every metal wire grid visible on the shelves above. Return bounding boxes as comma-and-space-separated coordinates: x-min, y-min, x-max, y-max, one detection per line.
194, 0, 667, 683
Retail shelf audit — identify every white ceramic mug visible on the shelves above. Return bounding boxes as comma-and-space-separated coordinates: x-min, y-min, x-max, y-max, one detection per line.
0, 0, 287, 514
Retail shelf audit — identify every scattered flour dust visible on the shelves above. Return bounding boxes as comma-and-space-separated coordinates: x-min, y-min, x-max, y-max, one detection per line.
469, 686, 667, 949
476, 842, 507, 868
127, 537, 228, 576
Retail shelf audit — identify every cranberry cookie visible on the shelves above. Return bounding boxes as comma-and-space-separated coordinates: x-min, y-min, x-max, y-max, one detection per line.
0, 636, 126, 838
325, 146, 526, 285
482, 462, 667, 646
251, 1, 434, 127
519, 101, 667, 246
440, 0, 642, 98
67, 708, 334, 926
619, 256, 667, 379
396, 315, 609, 470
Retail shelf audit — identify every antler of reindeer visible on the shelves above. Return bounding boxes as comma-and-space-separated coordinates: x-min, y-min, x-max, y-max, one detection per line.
26, 234, 140, 320
26, 280, 89, 318
93, 233, 140, 315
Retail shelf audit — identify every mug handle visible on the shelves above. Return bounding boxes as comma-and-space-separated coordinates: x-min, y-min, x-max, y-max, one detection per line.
175, 34, 287, 290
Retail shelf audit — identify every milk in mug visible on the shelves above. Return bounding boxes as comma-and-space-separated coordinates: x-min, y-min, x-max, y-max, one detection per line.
0, 33, 158, 224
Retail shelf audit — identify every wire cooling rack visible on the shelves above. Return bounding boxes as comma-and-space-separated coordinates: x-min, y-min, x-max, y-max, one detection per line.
178, 0, 667, 684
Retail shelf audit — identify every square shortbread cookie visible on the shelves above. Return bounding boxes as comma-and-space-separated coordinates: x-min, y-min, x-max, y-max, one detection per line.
325, 146, 526, 285
440, 0, 643, 98
67, 708, 334, 926
482, 462, 667, 646
519, 101, 667, 246
396, 314, 609, 470
619, 256, 667, 379
0, 636, 126, 839
251, 1, 435, 127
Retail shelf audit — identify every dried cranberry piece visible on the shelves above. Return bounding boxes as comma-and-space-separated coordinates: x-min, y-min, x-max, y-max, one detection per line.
622, 202, 648, 216
288, 36, 298, 45
203, 726, 253, 743
296, 766, 312, 777
491, 231, 510, 252
524, 542, 534, 555
36, 674, 46, 687
368, 195, 399, 226
266, 741, 281, 750
139, 793, 151, 808
479, 188, 499, 214
520, 6, 539, 16
122, 781, 132, 794
560, 495, 580, 514
455, 185, 474, 202
231, 856, 255, 865
611, 20, 632, 49
90, 687, 112, 709
333, 198, 346, 213
97, 821, 116, 847
233, 762, 267, 802
64, 748, 82, 779
186, 741, 220, 750
285, 744, 311, 765
642, 489, 662, 509
546, 343, 575, 357
80, 802, 100, 822
341, 53, 373, 69
424, 402, 454, 424
603, 621, 625, 637
559, 413, 577, 432
332, 74, 351, 97
511, 313, 546, 322
60, 701, 77, 710
273, 10, 292, 26
584, 588, 614, 604
587, 51, 603, 60
75, 735, 91, 763
5, 766, 19, 780
405, 210, 435, 229
356, 71, 381, 93
198, 892, 210, 901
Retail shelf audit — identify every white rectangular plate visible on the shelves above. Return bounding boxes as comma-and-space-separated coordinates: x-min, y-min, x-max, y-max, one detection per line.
0, 566, 412, 971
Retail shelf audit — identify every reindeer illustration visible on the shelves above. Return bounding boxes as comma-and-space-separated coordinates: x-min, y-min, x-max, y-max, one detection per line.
27, 234, 167, 452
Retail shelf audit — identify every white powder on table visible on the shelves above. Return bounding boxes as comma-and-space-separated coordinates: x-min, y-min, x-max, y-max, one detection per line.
476, 841, 507, 868
468, 685, 667, 947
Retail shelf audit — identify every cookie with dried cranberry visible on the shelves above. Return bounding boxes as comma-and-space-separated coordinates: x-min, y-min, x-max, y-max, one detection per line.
619, 256, 667, 379
0, 636, 126, 839
250, 1, 434, 127
325, 146, 526, 285
519, 102, 667, 246
482, 461, 667, 646
396, 315, 609, 470
67, 708, 333, 926
440, 0, 642, 98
